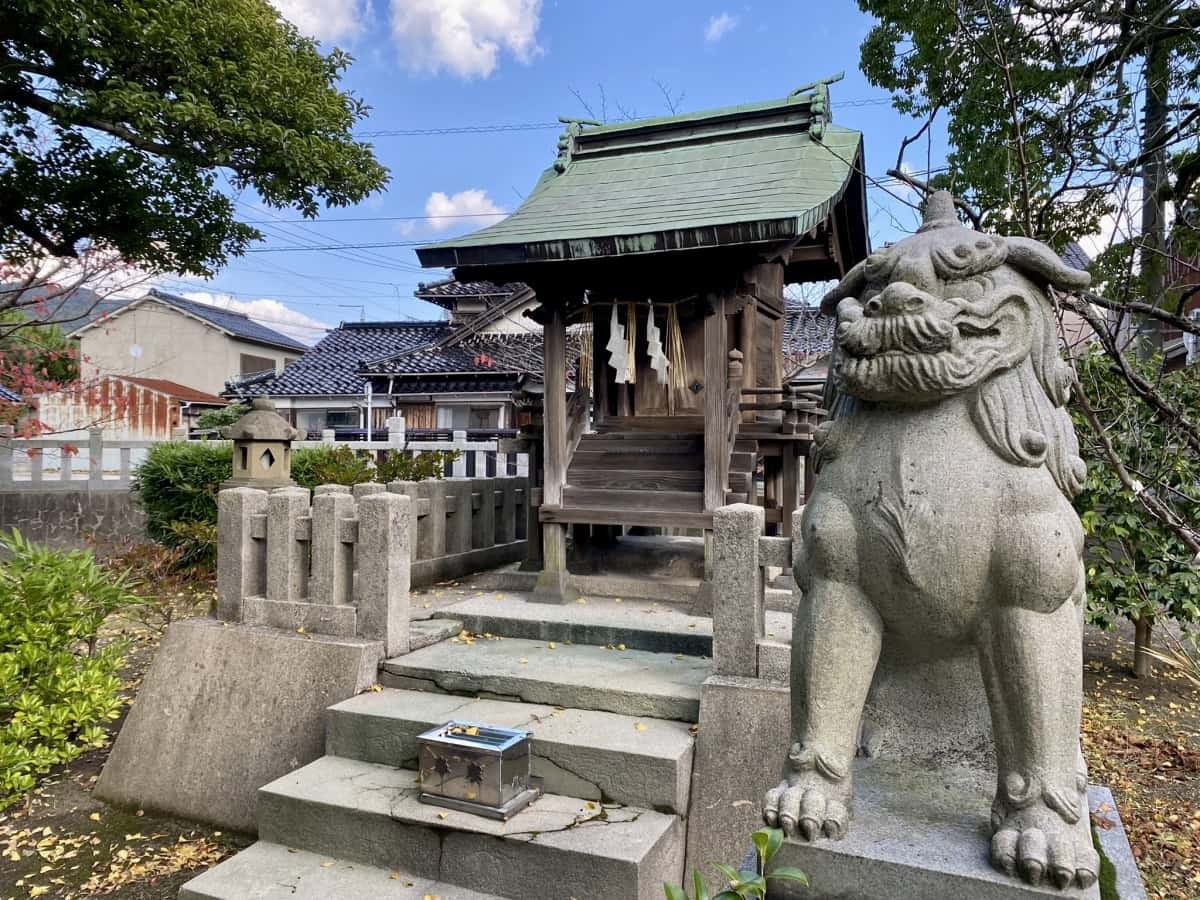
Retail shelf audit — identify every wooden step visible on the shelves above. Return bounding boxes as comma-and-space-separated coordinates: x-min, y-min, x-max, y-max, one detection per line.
727, 471, 752, 494
562, 487, 703, 513
566, 469, 704, 492
578, 436, 701, 452
725, 491, 749, 504
540, 505, 713, 529
730, 451, 756, 472
593, 415, 704, 434
571, 451, 703, 469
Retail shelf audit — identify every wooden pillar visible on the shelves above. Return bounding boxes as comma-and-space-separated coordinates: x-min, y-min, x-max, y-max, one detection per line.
739, 300, 757, 423
533, 302, 577, 603
593, 305, 609, 426
703, 294, 728, 512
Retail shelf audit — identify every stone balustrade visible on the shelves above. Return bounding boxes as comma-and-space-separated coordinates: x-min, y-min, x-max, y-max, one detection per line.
217, 476, 530, 656
710, 502, 800, 679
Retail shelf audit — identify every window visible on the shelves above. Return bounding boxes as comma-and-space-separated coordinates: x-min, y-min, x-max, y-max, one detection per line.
240, 353, 276, 375
325, 409, 358, 428
469, 407, 499, 429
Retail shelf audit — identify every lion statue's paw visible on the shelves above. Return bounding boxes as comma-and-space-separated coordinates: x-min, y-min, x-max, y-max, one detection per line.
763, 771, 853, 842
990, 800, 1099, 890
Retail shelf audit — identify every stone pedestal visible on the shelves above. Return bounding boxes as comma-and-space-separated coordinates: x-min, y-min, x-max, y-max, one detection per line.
764, 759, 1107, 900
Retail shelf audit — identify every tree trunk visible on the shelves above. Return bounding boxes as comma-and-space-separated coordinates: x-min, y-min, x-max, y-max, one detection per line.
1133, 615, 1154, 678
1136, 35, 1169, 357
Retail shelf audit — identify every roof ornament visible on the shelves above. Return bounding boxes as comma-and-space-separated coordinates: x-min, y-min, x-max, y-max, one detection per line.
553, 116, 601, 173
789, 71, 844, 143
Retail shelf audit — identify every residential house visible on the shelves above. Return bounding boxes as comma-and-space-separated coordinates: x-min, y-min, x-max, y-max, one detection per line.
68, 289, 308, 397
227, 281, 552, 435
1166, 206, 1200, 368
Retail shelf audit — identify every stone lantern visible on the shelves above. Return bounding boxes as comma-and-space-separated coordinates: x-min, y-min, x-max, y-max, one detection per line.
221, 397, 301, 489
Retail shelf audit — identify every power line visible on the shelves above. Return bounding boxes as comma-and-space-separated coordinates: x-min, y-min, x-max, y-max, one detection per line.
352, 98, 894, 139
242, 213, 507, 225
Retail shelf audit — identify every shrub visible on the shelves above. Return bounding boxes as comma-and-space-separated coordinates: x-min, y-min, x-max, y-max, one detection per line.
132, 441, 232, 542
374, 449, 457, 483
0, 531, 140, 809
194, 403, 248, 431
664, 827, 808, 899
291, 444, 374, 490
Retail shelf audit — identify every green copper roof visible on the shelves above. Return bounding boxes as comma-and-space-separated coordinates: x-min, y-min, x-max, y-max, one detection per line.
417, 88, 865, 269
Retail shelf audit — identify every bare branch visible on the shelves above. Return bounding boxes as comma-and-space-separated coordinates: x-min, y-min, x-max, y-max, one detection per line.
884, 168, 983, 229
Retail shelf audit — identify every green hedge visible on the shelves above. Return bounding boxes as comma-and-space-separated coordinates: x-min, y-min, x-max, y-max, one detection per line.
133, 442, 458, 538
0, 531, 139, 809
132, 441, 233, 544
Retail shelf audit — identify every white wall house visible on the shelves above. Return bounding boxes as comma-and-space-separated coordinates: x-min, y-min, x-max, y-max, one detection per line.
69, 289, 308, 398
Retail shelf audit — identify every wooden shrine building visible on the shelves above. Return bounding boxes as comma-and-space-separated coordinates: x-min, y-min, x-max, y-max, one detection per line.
416, 78, 869, 602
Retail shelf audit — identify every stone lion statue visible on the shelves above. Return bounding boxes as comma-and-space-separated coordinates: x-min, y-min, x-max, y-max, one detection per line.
764, 191, 1098, 891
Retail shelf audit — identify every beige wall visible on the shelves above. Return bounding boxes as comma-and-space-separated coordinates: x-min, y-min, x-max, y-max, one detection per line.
78, 303, 299, 396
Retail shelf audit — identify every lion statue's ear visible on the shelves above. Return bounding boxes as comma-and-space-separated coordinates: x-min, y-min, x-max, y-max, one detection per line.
1005, 237, 1092, 292
821, 258, 869, 316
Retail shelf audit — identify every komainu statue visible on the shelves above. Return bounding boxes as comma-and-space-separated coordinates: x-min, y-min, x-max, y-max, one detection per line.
764, 192, 1098, 890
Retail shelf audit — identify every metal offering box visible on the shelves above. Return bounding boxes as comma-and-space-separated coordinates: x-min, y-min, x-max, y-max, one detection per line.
416, 721, 541, 820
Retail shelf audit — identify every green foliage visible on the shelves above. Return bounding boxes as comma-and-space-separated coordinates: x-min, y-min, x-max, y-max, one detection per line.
374, 449, 458, 484
1070, 352, 1200, 632
1, 0, 388, 275
291, 445, 457, 490
664, 827, 807, 899
132, 442, 457, 546
856, 1, 1199, 248
132, 441, 232, 543
291, 445, 374, 490
0, 531, 140, 809
194, 403, 249, 431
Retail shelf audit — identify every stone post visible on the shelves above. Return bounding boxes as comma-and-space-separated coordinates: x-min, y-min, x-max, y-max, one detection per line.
88, 428, 103, 487
496, 477, 517, 545
352, 482, 385, 500
416, 480, 446, 560
310, 490, 355, 605
386, 480, 421, 562
712, 502, 765, 677
217, 487, 269, 622
451, 431, 468, 477
266, 487, 310, 604
444, 478, 473, 554
356, 493, 411, 656
471, 477, 497, 551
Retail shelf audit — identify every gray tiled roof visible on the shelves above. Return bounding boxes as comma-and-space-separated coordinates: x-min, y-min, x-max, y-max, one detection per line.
784, 298, 833, 364
1061, 241, 1092, 272
228, 321, 450, 397
142, 290, 309, 351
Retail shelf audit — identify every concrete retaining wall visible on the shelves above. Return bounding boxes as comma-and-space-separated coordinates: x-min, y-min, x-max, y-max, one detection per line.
0, 488, 145, 549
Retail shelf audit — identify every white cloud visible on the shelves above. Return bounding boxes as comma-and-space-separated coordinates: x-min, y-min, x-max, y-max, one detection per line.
704, 12, 739, 43
180, 291, 330, 346
270, 0, 368, 43
423, 189, 507, 231
390, 0, 543, 79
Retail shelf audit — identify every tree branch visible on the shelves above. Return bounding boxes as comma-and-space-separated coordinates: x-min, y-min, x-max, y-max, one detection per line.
884, 167, 983, 229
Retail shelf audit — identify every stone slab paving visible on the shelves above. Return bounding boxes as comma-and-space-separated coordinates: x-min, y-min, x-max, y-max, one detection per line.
379, 634, 711, 721
257, 755, 683, 900
436, 590, 793, 654
326, 688, 695, 813
180, 841, 504, 900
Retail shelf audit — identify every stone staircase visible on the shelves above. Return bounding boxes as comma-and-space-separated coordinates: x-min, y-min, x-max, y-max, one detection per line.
181, 592, 722, 900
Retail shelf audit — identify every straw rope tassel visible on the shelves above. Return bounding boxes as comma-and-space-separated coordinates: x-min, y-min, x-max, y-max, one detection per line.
666, 304, 688, 414
623, 302, 637, 384
578, 308, 593, 392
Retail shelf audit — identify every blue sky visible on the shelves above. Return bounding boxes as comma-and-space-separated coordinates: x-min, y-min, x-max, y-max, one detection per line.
157, 0, 948, 344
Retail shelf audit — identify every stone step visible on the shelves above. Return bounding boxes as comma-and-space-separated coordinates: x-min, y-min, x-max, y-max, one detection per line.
255, 756, 683, 900
326, 688, 694, 813
380, 634, 710, 721
434, 592, 793, 657
180, 841, 504, 900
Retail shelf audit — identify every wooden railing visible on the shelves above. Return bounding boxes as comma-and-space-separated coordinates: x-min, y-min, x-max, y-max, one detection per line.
738, 386, 827, 437
565, 386, 590, 459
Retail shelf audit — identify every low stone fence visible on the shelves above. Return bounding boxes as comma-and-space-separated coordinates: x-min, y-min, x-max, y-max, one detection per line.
710, 503, 797, 680
0, 430, 155, 490
217, 476, 529, 656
